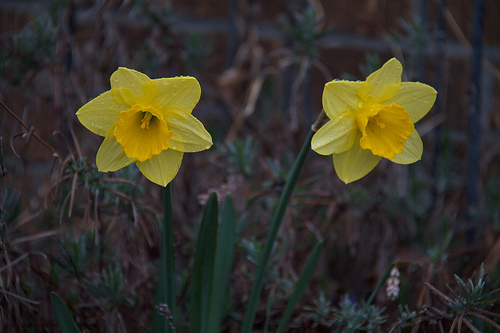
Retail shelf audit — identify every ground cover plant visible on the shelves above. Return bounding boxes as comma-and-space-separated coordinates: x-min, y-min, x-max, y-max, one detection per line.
1, 0, 500, 332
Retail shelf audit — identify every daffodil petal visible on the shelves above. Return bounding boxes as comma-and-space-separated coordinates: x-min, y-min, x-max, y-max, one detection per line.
154, 77, 201, 114
322, 81, 362, 118
76, 91, 126, 136
112, 75, 159, 106
358, 58, 402, 103
142, 80, 159, 102
136, 149, 184, 186
111, 87, 136, 106
311, 111, 357, 155
96, 125, 136, 172
387, 82, 437, 123
110, 67, 151, 99
332, 132, 382, 184
165, 108, 213, 152
390, 130, 423, 164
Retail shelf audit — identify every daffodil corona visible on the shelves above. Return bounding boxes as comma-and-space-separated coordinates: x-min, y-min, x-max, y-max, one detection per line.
312, 58, 437, 183
76, 68, 212, 186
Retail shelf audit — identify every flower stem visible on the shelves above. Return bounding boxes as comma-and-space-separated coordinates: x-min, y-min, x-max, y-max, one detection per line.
153, 183, 176, 333
241, 130, 314, 333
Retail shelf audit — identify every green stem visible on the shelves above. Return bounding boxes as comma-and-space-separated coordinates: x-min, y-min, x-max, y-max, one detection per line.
241, 130, 314, 333
152, 183, 176, 333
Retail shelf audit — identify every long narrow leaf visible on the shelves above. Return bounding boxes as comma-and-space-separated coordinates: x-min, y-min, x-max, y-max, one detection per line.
206, 195, 236, 333
241, 130, 314, 333
276, 241, 325, 333
152, 183, 176, 333
50, 292, 81, 333
190, 193, 219, 333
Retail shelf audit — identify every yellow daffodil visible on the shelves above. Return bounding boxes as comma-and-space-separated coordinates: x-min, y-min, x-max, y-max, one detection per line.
76, 67, 212, 186
312, 58, 437, 183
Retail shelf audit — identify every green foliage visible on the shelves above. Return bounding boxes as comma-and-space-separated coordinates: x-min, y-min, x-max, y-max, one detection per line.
3, 13, 59, 82
331, 295, 386, 331
183, 33, 213, 76
276, 240, 324, 333
225, 137, 259, 179
241, 130, 316, 333
395, 304, 418, 328
450, 264, 500, 314
303, 292, 336, 327
207, 195, 236, 332
396, 16, 432, 75
54, 232, 98, 279
334, 295, 360, 328
83, 264, 135, 310
0, 188, 20, 225
132, 0, 173, 26
281, 3, 330, 59
154, 192, 237, 333
51, 292, 82, 333
66, 157, 101, 191
189, 193, 219, 333
189, 194, 238, 333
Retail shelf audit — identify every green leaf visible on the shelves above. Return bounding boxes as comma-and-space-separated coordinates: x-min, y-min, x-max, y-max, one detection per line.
276, 241, 325, 333
190, 193, 219, 333
206, 195, 236, 333
50, 292, 81, 333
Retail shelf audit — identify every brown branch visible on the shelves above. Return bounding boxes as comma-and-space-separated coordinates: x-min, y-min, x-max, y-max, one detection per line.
424, 282, 455, 304
468, 310, 500, 329
470, 307, 500, 318
461, 317, 481, 333
0, 99, 60, 158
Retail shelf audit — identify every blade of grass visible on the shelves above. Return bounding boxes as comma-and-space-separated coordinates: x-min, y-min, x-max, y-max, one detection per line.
206, 195, 236, 333
50, 292, 81, 333
241, 130, 314, 333
152, 183, 176, 333
190, 193, 219, 333
276, 240, 325, 333
263, 292, 273, 333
